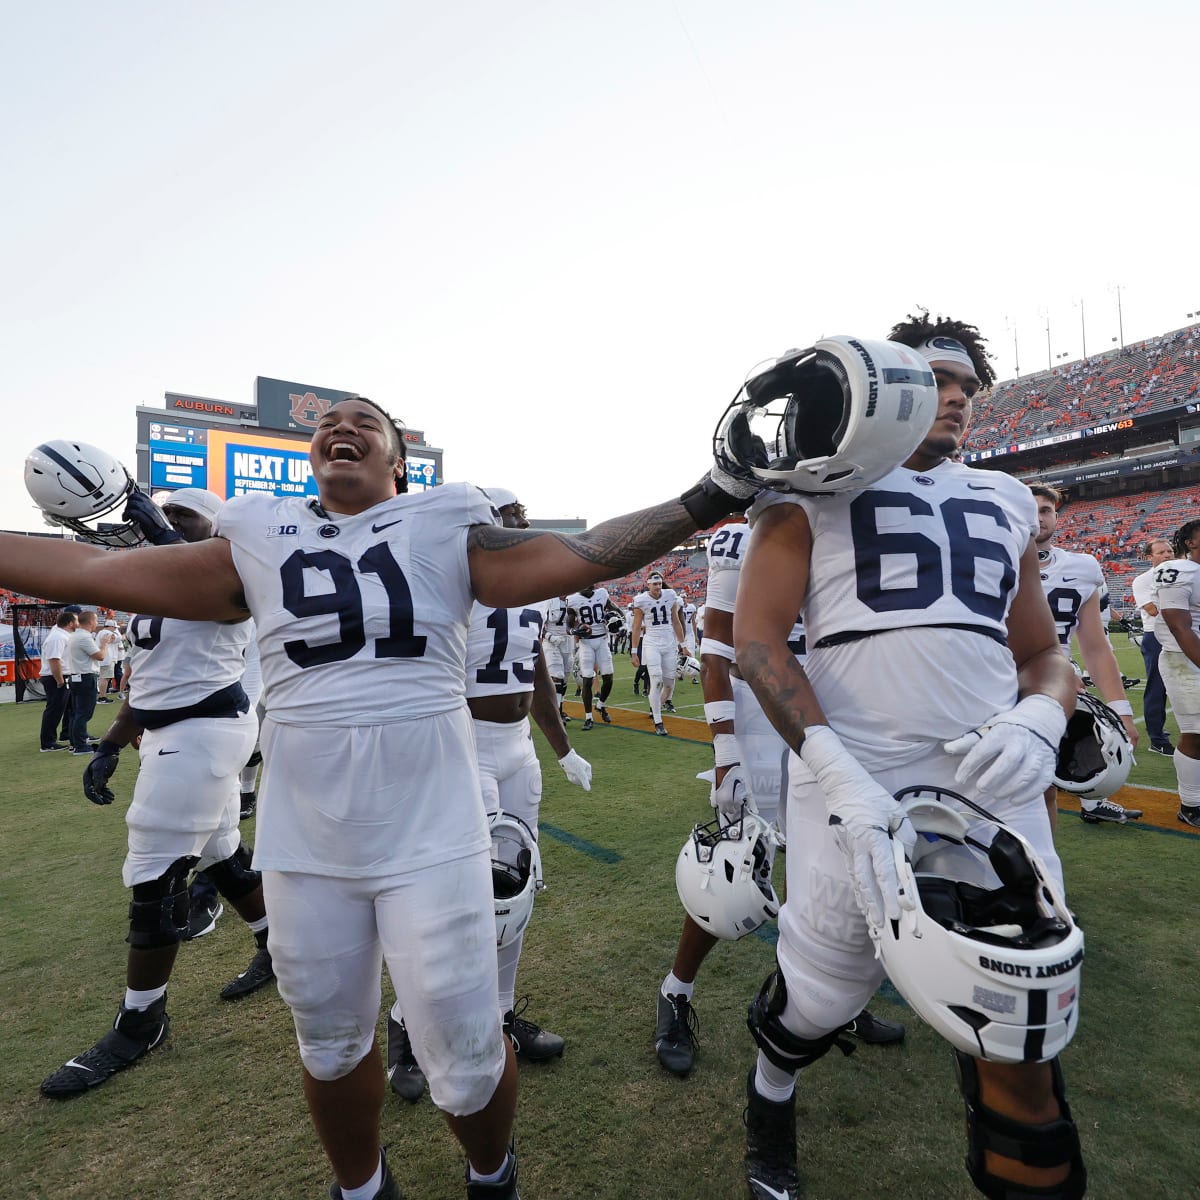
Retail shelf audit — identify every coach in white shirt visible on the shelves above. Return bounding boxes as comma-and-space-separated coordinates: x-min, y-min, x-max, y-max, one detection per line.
64, 611, 104, 754
38, 611, 77, 751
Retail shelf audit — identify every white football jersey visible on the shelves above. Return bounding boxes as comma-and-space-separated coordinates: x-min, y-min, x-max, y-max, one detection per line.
1153, 557, 1200, 653
544, 596, 572, 641
567, 587, 611, 640
632, 587, 681, 645
752, 460, 1036, 768
705, 520, 806, 660
465, 600, 547, 698
1037, 546, 1107, 647
126, 613, 252, 712
214, 483, 499, 724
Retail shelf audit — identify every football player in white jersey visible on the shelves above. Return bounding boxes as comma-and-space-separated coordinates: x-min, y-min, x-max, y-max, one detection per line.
8, 398, 755, 1200
1130, 537, 1175, 755
630, 572, 686, 734
655, 519, 902, 1078
567, 583, 622, 729
386, 489, 592, 1101
727, 318, 1085, 1200
1031, 484, 1141, 827
1152, 519, 1200, 829
679, 592, 698, 659
541, 595, 574, 723
40, 489, 272, 1101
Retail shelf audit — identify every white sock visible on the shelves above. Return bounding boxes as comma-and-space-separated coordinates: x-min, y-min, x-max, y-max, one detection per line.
1174, 749, 1200, 808
662, 972, 693, 1001
239, 762, 258, 793
339, 1154, 382, 1200
497, 933, 523, 1015
389, 997, 404, 1024
247, 915, 269, 935
649, 679, 663, 723
468, 1151, 513, 1185
124, 984, 167, 1011
754, 1051, 796, 1103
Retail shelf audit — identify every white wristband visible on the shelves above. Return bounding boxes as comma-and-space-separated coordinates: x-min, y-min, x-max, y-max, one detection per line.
712, 733, 740, 767
699, 637, 735, 662
1107, 698, 1133, 716
704, 700, 736, 725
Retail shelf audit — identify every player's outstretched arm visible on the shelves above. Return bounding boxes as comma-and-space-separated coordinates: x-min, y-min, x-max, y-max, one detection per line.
468, 500, 699, 609
0, 534, 247, 622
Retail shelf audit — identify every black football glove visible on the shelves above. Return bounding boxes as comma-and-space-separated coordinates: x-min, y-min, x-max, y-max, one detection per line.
122, 489, 184, 546
83, 741, 122, 805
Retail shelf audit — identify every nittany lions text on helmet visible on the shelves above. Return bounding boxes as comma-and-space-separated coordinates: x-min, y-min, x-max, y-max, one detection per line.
712, 337, 939, 494
24, 440, 144, 547
874, 786, 1084, 1064
491, 812, 544, 949
1053, 692, 1135, 800
675, 810, 779, 940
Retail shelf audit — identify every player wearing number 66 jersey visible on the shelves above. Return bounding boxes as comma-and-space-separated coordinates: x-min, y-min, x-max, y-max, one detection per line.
729, 318, 1084, 1200
8, 395, 754, 1200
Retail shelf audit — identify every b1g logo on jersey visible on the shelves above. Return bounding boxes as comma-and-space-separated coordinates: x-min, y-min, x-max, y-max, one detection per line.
266, 524, 299, 538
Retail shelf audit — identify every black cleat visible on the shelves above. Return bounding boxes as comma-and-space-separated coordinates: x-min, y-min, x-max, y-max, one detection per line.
843, 1009, 905, 1045
1179, 806, 1200, 829
654, 723, 668, 737
504, 999, 565, 1061
559, 709, 572, 723
386, 1014, 426, 1102
655, 991, 698, 1077
465, 1146, 520, 1199
744, 1069, 799, 1200
1149, 742, 1175, 755
239, 791, 256, 820
329, 1147, 403, 1200
220, 945, 275, 1000
599, 706, 612, 724
39, 743, 68, 753
582, 717, 593, 731
183, 900, 223, 941
1079, 799, 1142, 824
663, 700, 677, 714
1121, 676, 1141, 689
40, 996, 170, 1098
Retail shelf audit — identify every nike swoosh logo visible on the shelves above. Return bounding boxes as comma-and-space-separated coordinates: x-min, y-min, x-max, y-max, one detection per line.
966, 483, 995, 490
372, 518, 404, 532
747, 1178, 792, 1200
157, 749, 181, 756
64, 1058, 94, 1073
1061, 577, 1077, 583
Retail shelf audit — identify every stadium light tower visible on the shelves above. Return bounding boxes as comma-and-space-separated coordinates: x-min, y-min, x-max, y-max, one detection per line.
1005, 316, 1020, 378
1038, 308, 1052, 371
1109, 283, 1125, 349
1074, 298, 1087, 359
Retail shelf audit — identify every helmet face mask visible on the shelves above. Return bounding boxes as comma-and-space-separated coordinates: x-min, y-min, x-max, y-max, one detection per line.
1053, 693, 1135, 800
490, 812, 543, 949
675, 809, 779, 940
875, 786, 1083, 1064
24, 440, 144, 547
713, 338, 939, 495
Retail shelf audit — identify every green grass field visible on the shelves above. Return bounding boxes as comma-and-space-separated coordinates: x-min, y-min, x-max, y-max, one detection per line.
1, 638, 1197, 1200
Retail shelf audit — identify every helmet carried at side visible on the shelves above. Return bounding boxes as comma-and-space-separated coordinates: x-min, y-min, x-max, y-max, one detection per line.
874, 785, 1083, 1064
712, 338, 938, 494
676, 653, 701, 679
675, 809, 779, 940
1053, 692, 1135, 800
490, 812, 544, 948
24, 440, 144, 547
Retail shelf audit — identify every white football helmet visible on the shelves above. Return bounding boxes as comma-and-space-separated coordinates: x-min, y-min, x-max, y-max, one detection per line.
1053, 692, 1135, 801
676, 653, 701, 679
675, 810, 779, 940
874, 785, 1084, 1064
490, 812, 543, 949
713, 337, 939, 494
24, 440, 143, 547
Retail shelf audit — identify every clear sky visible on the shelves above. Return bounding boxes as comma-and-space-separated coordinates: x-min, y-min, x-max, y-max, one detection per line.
3, 0, 1197, 533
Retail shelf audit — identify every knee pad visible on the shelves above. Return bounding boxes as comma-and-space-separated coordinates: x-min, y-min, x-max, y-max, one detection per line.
205, 843, 261, 903
297, 1027, 376, 1082
746, 966, 855, 1074
128, 856, 198, 948
955, 1052, 1086, 1200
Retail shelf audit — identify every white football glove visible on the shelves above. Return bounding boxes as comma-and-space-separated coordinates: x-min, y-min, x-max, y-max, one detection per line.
558, 749, 592, 792
942, 694, 1067, 805
696, 763, 758, 822
800, 726, 916, 929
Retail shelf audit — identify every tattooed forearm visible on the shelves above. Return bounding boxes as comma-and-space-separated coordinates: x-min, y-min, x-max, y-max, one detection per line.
737, 639, 826, 751
468, 500, 698, 577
